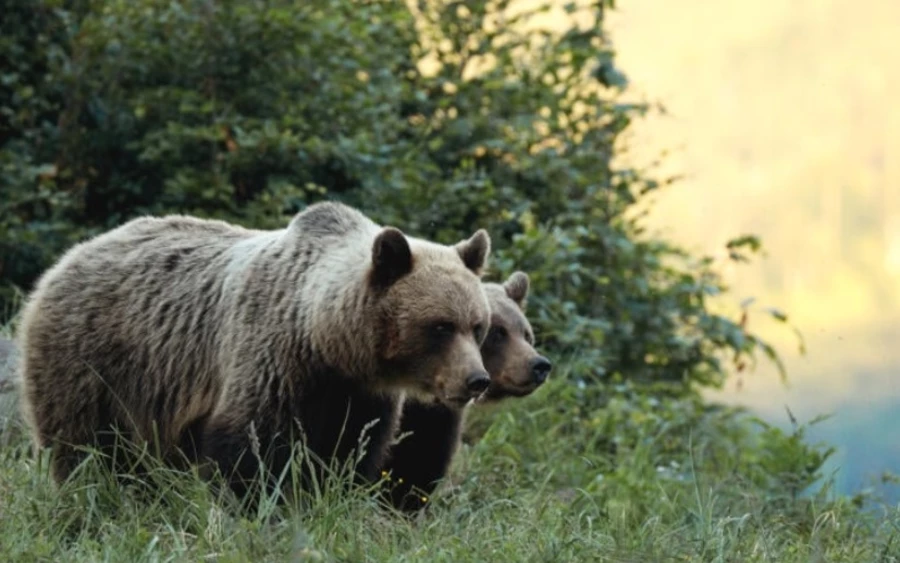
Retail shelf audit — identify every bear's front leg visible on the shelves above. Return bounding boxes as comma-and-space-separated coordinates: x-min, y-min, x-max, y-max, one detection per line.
199, 413, 293, 509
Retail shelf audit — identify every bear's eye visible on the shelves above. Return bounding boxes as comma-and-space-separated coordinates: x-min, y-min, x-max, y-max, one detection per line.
524, 330, 534, 345
429, 321, 455, 339
486, 326, 506, 345
473, 323, 485, 342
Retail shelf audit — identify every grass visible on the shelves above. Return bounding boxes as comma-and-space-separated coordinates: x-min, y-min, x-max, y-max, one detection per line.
0, 313, 896, 561
1, 368, 898, 563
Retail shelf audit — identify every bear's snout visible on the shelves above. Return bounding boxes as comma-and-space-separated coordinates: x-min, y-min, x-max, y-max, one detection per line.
465, 370, 491, 396
529, 356, 552, 385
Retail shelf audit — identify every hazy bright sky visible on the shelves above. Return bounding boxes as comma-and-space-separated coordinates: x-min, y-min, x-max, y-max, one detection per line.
605, 0, 900, 417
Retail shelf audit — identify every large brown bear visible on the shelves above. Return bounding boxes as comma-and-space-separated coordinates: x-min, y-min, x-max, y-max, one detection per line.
382, 271, 551, 511
17, 201, 493, 502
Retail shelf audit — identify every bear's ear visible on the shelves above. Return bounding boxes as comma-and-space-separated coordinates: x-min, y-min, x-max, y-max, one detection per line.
455, 229, 491, 276
371, 227, 413, 288
503, 271, 529, 309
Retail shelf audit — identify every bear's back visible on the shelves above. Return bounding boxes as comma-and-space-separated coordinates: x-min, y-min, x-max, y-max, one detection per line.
18, 214, 273, 446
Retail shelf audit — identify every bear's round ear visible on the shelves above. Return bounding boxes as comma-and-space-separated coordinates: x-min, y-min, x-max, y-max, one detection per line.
371, 227, 413, 288
503, 271, 529, 309
455, 229, 491, 276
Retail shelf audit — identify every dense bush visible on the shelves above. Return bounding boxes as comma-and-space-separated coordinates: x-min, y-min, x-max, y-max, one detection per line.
1, 0, 795, 397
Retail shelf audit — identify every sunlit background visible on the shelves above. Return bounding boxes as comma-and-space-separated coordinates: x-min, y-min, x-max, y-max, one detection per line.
603, 0, 900, 501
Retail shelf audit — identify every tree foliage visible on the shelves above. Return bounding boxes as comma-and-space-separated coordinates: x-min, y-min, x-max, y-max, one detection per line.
0, 0, 793, 397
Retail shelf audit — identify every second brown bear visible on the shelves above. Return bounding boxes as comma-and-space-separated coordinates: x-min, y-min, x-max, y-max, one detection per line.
383, 271, 551, 512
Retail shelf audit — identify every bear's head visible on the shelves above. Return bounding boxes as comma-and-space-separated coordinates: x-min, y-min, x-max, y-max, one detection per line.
477, 271, 552, 402
371, 227, 492, 407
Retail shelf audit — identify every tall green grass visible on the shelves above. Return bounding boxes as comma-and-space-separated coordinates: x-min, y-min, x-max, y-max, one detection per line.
1, 370, 897, 562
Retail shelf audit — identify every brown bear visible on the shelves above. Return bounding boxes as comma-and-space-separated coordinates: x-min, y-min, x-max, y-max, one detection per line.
382, 271, 551, 512
17, 201, 493, 503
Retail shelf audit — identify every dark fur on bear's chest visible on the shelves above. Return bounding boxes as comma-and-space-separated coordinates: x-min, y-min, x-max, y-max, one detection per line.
297, 369, 399, 483
381, 400, 463, 512
199, 368, 400, 504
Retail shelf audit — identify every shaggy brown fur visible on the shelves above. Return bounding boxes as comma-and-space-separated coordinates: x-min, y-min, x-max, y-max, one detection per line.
17, 201, 493, 502
382, 271, 552, 511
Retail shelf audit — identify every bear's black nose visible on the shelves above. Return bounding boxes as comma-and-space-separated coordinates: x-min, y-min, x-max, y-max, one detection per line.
465, 370, 491, 395
530, 356, 552, 385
